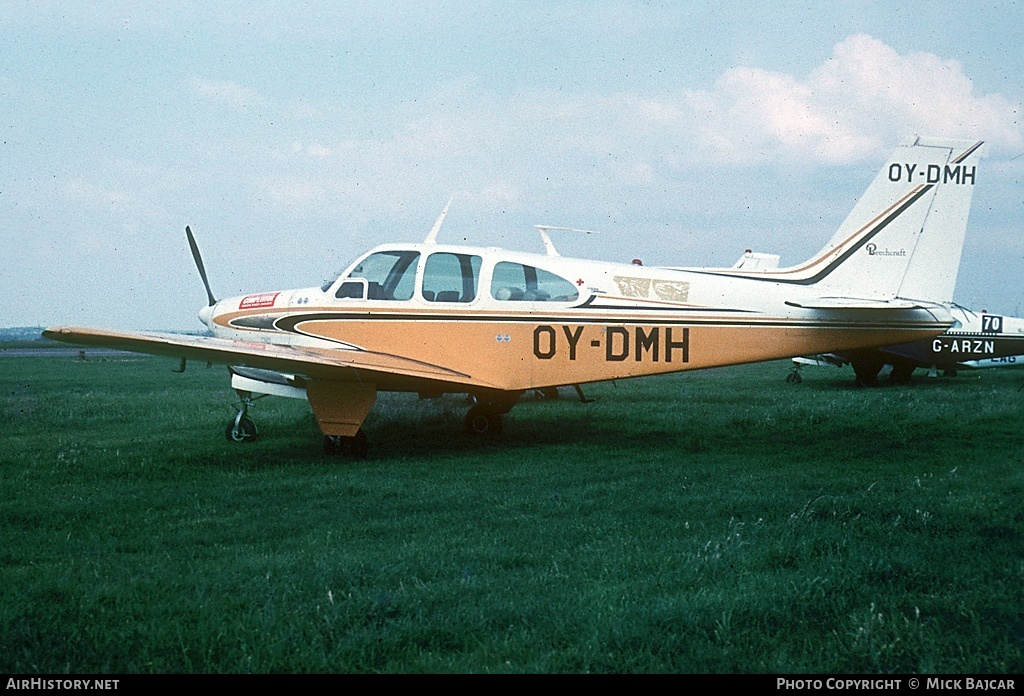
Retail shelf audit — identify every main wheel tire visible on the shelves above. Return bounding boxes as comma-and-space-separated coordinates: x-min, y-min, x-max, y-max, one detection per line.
465, 406, 502, 436
349, 429, 369, 458
323, 429, 369, 458
889, 361, 915, 385
323, 435, 341, 455
225, 415, 258, 442
852, 358, 884, 387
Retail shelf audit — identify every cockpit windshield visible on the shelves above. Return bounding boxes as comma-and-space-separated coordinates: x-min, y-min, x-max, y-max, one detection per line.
335, 250, 420, 300
321, 253, 361, 292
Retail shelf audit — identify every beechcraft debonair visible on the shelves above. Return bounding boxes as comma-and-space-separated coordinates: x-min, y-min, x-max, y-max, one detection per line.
45, 136, 987, 456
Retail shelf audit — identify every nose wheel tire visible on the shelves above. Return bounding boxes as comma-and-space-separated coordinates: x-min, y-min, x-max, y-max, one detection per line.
225, 389, 261, 443
225, 414, 258, 442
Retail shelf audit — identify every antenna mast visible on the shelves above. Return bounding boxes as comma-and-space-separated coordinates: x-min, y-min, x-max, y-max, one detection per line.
424, 195, 455, 245
533, 225, 599, 256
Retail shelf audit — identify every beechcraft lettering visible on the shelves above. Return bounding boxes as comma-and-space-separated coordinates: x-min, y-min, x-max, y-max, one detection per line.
533, 325, 689, 363
44, 136, 987, 456
865, 244, 907, 257
888, 163, 977, 185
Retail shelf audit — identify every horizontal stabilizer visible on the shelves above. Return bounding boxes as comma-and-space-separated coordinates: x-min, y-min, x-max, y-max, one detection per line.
792, 354, 846, 367
785, 297, 930, 310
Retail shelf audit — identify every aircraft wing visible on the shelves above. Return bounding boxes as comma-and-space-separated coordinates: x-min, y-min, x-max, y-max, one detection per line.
43, 326, 491, 392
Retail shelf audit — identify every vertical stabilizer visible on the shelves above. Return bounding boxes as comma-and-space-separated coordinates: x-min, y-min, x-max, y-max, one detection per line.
726, 138, 988, 303
806, 137, 986, 302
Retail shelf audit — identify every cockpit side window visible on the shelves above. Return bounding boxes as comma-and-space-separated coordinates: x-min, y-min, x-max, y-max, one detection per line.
490, 262, 580, 302
422, 252, 482, 303
336, 250, 420, 300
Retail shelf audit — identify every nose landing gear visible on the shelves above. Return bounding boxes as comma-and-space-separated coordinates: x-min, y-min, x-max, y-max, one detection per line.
225, 391, 262, 442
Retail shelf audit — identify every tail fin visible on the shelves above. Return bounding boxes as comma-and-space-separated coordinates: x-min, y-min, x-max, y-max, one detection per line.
761, 137, 986, 303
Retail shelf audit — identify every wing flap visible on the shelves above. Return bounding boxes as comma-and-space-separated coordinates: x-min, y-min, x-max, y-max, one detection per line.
43, 326, 492, 390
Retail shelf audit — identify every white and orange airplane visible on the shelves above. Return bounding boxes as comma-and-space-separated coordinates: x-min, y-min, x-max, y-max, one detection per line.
45, 136, 986, 455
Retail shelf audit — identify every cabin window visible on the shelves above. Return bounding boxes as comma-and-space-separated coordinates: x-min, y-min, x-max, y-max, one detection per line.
490, 262, 580, 302
422, 252, 482, 303
336, 250, 419, 300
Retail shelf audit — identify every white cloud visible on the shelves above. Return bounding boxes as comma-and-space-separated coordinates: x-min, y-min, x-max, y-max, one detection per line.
683, 34, 1022, 164
191, 77, 262, 112
304, 34, 1021, 197
184, 35, 1023, 234
285, 142, 333, 159
64, 179, 132, 208
469, 183, 520, 206
259, 176, 326, 207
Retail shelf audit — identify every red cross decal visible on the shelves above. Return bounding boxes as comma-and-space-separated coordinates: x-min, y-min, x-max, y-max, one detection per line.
576, 278, 585, 286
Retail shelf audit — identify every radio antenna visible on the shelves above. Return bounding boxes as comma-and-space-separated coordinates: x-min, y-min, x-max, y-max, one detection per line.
534, 225, 599, 256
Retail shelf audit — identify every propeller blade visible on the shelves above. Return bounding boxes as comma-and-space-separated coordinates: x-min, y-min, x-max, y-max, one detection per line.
185, 225, 217, 306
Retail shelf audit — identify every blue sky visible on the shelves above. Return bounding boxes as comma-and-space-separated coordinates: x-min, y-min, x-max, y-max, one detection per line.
3, 1, 1023, 330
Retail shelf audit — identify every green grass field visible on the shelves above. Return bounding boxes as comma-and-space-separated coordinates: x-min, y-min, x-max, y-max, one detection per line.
2, 353, 1022, 673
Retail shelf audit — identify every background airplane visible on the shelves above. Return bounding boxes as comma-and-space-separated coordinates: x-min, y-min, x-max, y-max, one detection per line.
45, 137, 986, 455
787, 304, 1024, 384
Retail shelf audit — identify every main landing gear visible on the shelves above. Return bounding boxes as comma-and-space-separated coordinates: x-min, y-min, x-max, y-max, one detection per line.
848, 354, 917, 387
848, 352, 886, 388
465, 405, 503, 435
888, 359, 916, 385
224, 388, 526, 453
464, 390, 523, 436
323, 430, 369, 458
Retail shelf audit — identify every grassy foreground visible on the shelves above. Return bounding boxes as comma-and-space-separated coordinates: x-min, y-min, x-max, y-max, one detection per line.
1, 354, 1022, 673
